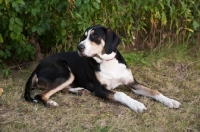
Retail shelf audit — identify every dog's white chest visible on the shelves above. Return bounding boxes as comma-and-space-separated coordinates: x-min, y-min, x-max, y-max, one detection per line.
96, 59, 133, 89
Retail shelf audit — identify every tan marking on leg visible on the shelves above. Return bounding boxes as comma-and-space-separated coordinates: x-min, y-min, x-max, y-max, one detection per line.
134, 84, 160, 96
42, 73, 74, 100
127, 82, 160, 97
103, 85, 116, 100
41, 96, 48, 103
127, 81, 181, 109
106, 90, 115, 100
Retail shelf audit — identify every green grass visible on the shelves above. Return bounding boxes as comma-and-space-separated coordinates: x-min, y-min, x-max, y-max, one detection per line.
0, 44, 200, 132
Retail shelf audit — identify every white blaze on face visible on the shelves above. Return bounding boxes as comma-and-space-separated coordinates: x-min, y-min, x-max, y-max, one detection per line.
78, 29, 93, 57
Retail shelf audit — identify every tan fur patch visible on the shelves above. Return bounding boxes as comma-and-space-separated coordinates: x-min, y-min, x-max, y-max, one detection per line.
42, 72, 74, 100
41, 96, 48, 103
133, 84, 160, 96
106, 90, 115, 100
90, 30, 94, 34
90, 40, 104, 56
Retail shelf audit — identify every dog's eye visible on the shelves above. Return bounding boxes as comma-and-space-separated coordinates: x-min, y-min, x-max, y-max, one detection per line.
92, 33, 99, 38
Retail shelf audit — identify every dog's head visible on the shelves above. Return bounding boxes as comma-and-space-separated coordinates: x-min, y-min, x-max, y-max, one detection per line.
77, 25, 121, 59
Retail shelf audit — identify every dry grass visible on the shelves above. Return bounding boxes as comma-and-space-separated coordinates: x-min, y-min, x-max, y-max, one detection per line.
0, 44, 200, 132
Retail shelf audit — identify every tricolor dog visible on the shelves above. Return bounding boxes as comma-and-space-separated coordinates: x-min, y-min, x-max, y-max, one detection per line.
24, 25, 181, 112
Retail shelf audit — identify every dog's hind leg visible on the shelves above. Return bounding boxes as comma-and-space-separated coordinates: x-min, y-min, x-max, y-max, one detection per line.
126, 79, 181, 108
34, 73, 74, 107
68, 87, 91, 95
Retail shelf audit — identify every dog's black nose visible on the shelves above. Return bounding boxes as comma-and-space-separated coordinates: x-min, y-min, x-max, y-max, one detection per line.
77, 44, 85, 52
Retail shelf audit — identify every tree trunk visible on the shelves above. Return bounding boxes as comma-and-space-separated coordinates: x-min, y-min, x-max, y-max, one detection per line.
29, 33, 43, 61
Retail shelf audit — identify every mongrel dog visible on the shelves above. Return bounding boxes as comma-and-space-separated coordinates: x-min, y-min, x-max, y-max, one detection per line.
24, 25, 181, 112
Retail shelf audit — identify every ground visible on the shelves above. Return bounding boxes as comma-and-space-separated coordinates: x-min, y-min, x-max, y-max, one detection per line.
0, 44, 199, 132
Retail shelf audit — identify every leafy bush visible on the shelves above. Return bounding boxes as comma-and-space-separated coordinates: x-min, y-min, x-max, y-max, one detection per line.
0, 0, 199, 76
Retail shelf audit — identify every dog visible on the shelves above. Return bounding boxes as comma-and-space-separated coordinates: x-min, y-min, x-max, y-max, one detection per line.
24, 25, 181, 112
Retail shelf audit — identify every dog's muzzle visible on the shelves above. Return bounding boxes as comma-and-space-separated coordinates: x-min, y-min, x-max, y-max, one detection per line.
77, 44, 86, 56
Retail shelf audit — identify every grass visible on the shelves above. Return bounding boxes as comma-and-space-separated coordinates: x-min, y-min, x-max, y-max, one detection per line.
0, 44, 200, 132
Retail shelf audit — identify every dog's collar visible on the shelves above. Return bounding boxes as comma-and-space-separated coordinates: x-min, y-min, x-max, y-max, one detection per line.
106, 53, 116, 61
106, 49, 117, 61
93, 51, 117, 63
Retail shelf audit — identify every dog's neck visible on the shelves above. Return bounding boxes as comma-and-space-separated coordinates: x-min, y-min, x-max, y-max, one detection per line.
93, 51, 117, 63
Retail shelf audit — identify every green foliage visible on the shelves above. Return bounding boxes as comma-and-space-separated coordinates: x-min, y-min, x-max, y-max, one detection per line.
122, 43, 199, 71
123, 52, 149, 66
147, 44, 191, 62
126, 0, 200, 49
0, 0, 199, 77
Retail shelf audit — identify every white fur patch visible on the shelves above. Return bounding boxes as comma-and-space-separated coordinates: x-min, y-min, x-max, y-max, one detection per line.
78, 29, 93, 56
154, 94, 181, 108
47, 100, 59, 107
33, 99, 38, 103
68, 87, 85, 94
114, 92, 147, 112
93, 57, 102, 63
99, 52, 116, 61
96, 59, 133, 90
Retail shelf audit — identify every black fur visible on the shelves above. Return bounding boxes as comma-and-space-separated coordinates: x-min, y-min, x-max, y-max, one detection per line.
104, 29, 121, 54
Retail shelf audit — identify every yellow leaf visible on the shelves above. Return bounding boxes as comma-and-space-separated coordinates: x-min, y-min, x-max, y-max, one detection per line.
184, 28, 194, 33
161, 11, 167, 26
4, 0, 10, 9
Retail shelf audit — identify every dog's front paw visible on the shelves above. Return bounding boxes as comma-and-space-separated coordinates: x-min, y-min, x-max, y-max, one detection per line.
114, 92, 147, 113
154, 94, 181, 108
163, 98, 181, 108
130, 100, 147, 113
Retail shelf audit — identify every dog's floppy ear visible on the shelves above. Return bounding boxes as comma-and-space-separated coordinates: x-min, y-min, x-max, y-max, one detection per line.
104, 28, 121, 54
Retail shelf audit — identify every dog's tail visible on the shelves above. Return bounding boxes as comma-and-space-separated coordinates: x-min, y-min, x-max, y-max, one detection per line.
24, 71, 37, 102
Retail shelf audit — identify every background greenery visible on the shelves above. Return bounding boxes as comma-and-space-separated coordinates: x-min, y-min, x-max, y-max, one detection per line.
0, 0, 199, 76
